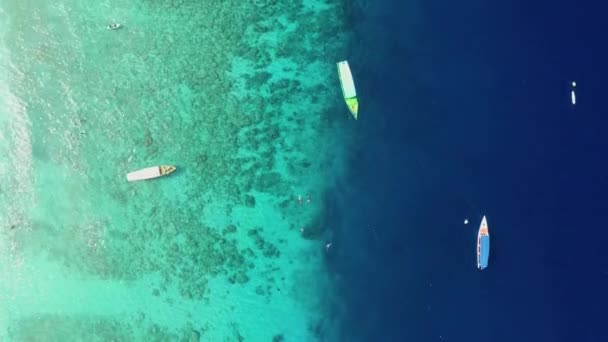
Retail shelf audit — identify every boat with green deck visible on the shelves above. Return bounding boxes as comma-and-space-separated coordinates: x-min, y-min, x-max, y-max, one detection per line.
337, 60, 359, 119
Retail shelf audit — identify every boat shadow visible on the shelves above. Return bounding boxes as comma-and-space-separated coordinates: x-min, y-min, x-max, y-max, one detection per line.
168, 165, 183, 178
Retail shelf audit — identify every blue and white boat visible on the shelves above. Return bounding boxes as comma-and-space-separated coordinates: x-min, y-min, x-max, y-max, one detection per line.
477, 216, 490, 270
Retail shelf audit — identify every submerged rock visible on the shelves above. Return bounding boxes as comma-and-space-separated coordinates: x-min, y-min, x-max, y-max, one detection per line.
189, 329, 200, 342
244, 194, 256, 207
235, 272, 249, 284
224, 224, 237, 234
263, 243, 280, 258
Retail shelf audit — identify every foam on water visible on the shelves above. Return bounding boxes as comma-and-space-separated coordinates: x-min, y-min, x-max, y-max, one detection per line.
0, 10, 35, 334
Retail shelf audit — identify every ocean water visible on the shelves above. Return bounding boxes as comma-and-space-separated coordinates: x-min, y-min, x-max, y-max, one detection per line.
0, 0, 353, 340
5, 0, 608, 341
329, 0, 608, 341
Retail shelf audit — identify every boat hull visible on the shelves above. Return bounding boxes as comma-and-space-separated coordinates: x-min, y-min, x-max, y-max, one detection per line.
127, 165, 176, 182
477, 216, 490, 270
337, 61, 359, 119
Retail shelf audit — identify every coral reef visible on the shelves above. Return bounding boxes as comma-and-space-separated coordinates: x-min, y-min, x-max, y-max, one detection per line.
2, 0, 353, 339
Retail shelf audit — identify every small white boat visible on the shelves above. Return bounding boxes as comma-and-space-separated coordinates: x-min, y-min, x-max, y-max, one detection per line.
571, 81, 576, 105
126, 165, 176, 182
107, 23, 121, 30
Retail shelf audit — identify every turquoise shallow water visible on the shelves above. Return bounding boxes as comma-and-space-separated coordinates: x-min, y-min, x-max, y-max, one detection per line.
0, 0, 353, 340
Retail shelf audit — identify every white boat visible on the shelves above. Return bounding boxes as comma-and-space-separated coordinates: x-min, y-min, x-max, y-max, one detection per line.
126, 165, 176, 182
571, 81, 576, 105
107, 23, 121, 30
337, 60, 359, 119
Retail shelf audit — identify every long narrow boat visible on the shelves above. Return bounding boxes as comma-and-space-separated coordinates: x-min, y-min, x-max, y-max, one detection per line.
126, 165, 176, 182
477, 215, 490, 270
336, 60, 359, 119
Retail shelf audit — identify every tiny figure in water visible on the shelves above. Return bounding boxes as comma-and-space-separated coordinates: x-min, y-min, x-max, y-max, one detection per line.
298, 195, 302, 205
306, 193, 311, 204
300, 227, 305, 234
325, 242, 332, 252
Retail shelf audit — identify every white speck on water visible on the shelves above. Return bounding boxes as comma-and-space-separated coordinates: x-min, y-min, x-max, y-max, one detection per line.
571, 81, 577, 105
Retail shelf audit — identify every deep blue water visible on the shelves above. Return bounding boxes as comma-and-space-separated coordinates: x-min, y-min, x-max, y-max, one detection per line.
331, 0, 608, 341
